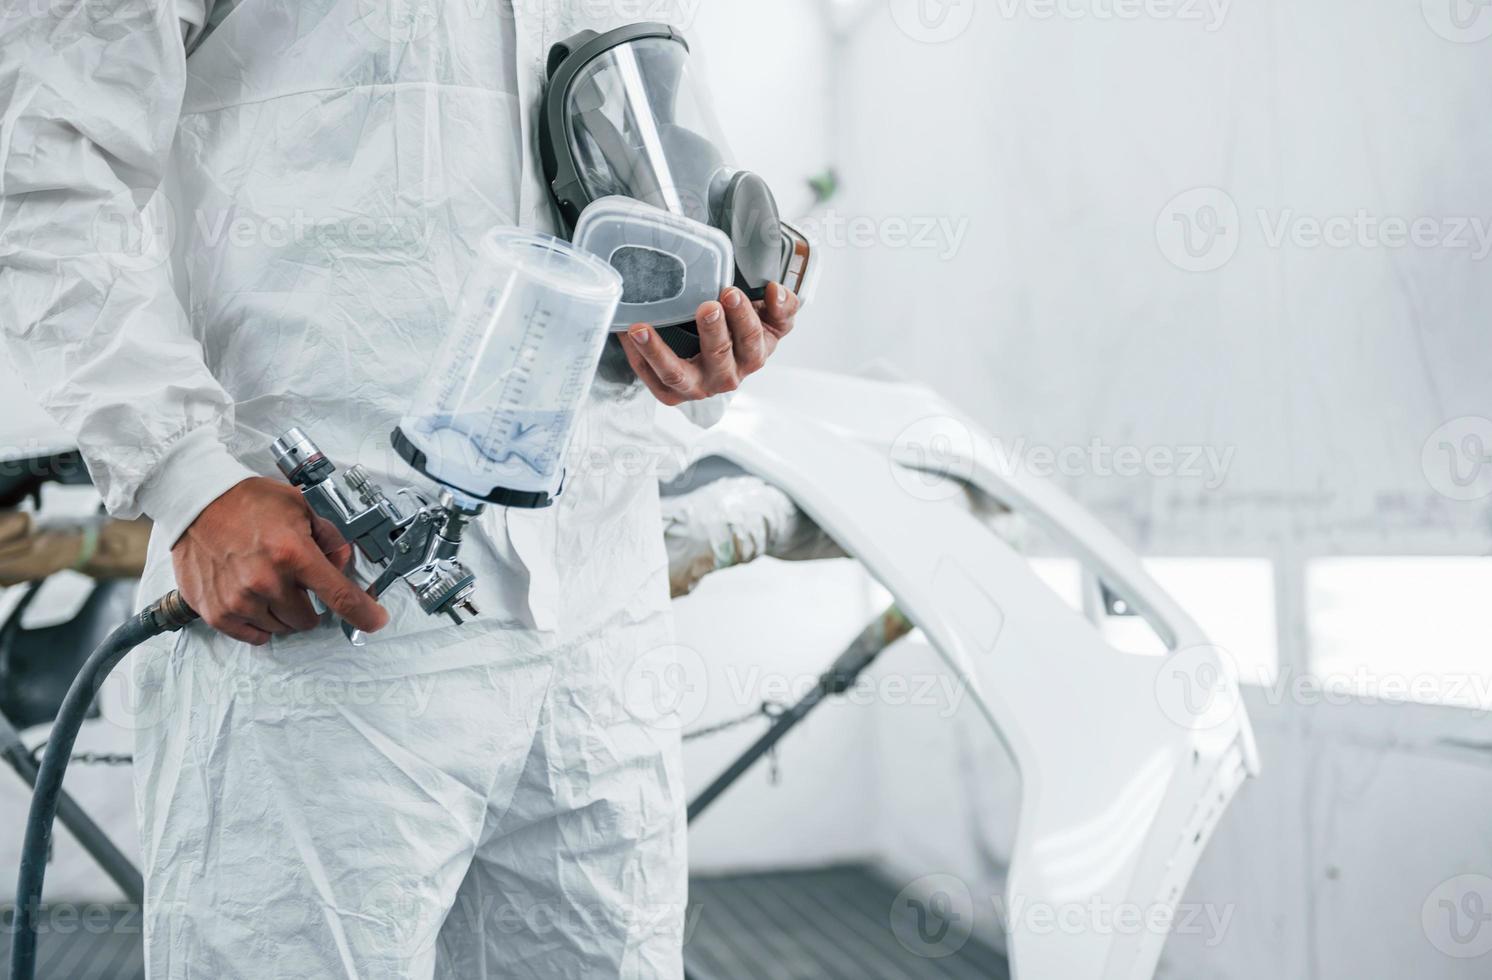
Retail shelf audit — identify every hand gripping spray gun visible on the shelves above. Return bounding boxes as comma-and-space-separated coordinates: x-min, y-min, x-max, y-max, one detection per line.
270, 428, 483, 644
9, 228, 624, 980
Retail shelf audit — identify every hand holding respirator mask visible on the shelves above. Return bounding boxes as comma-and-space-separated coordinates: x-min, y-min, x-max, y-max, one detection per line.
540, 23, 820, 357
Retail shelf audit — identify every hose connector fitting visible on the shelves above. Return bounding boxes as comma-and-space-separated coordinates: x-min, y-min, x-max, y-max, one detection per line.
145, 591, 199, 634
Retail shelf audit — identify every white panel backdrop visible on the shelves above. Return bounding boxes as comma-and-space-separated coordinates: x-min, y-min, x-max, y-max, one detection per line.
793, 0, 1492, 555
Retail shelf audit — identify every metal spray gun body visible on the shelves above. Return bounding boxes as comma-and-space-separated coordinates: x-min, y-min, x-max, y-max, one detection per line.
271, 428, 482, 643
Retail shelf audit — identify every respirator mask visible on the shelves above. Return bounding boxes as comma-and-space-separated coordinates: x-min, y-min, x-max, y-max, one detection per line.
540, 23, 819, 357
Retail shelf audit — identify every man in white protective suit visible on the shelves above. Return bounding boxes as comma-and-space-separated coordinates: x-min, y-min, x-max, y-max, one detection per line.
0, 2, 800, 976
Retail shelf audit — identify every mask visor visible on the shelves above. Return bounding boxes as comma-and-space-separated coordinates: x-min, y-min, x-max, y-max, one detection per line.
565, 36, 736, 226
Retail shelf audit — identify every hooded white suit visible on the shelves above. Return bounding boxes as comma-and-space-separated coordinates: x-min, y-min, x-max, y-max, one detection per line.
0, 1, 696, 976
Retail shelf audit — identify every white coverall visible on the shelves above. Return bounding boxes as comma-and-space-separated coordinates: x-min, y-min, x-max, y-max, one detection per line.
0, 2, 696, 976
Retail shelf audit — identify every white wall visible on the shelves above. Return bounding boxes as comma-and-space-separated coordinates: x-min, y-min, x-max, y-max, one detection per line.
689, 0, 836, 223
798, 0, 1492, 556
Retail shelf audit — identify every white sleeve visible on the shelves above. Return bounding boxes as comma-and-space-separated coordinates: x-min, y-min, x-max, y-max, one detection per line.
0, 1, 253, 547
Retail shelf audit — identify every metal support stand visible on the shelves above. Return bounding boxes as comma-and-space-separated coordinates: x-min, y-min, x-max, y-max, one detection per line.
0, 708, 143, 905
682, 606, 916, 980
687, 606, 914, 823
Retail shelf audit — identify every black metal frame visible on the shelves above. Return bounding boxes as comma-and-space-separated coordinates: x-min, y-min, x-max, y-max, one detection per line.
685, 607, 912, 823
0, 674, 142, 905
0, 457, 143, 906
680, 607, 913, 980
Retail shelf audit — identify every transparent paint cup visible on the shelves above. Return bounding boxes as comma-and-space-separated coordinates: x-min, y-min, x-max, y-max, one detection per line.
399, 228, 624, 503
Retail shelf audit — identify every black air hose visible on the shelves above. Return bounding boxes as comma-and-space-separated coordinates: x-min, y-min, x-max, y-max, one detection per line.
9, 592, 197, 980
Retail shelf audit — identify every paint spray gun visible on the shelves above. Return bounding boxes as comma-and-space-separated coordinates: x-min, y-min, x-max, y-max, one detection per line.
272, 229, 624, 644
271, 427, 483, 644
